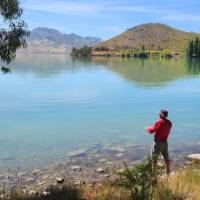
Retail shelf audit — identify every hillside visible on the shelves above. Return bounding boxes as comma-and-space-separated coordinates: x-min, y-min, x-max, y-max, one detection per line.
97, 23, 200, 52
19, 27, 102, 53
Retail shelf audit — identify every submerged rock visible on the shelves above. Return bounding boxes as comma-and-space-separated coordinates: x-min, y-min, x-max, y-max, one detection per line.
109, 146, 125, 153
98, 159, 107, 163
116, 153, 124, 157
67, 148, 88, 157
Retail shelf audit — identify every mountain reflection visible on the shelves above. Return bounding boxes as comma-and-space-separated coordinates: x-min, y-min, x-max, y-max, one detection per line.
10, 53, 200, 86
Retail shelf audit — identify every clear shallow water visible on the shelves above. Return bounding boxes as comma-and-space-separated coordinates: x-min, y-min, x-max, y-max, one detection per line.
0, 54, 200, 170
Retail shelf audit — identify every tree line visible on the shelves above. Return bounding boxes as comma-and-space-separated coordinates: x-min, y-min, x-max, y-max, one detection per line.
187, 37, 200, 58
71, 46, 92, 57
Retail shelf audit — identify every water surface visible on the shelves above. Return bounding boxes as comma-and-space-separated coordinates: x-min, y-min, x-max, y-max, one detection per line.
0, 54, 200, 170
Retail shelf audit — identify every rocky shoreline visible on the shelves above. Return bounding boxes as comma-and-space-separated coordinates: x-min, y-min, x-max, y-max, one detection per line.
0, 142, 200, 196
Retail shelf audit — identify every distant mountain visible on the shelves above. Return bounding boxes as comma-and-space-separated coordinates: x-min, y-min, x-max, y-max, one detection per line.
19, 27, 102, 53
97, 23, 200, 52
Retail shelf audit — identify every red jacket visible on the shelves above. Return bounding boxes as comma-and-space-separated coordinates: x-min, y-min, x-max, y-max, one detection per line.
146, 118, 172, 141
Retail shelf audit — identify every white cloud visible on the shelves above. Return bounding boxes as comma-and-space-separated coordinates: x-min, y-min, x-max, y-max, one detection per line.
161, 14, 200, 22
23, 1, 100, 15
110, 5, 169, 14
22, 1, 168, 16
22, 0, 200, 24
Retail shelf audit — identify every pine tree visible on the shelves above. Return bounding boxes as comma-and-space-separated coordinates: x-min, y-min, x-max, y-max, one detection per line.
194, 37, 199, 57
187, 37, 200, 58
188, 40, 193, 57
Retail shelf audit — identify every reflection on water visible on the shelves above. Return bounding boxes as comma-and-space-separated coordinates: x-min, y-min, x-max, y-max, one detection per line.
11, 54, 200, 86
187, 58, 200, 75
0, 53, 200, 170
91, 57, 200, 86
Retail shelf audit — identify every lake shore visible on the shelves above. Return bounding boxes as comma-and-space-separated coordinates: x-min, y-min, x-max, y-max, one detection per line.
1, 141, 199, 195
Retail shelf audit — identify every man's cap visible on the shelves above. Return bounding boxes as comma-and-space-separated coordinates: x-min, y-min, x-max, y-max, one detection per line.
158, 109, 168, 118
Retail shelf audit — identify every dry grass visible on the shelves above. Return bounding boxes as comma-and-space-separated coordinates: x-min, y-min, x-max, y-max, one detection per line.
82, 164, 200, 200
98, 23, 200, 53
158, 165, 200, 200
82, 184, 130, 200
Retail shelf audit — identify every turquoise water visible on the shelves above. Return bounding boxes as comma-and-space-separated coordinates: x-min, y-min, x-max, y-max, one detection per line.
0, 54, 200, 169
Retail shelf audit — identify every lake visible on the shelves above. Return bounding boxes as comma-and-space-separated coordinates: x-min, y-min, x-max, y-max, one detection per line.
0, 54, 200, 170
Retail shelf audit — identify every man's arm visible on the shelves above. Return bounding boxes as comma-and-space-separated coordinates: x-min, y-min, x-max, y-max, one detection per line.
146, 121, 161, 134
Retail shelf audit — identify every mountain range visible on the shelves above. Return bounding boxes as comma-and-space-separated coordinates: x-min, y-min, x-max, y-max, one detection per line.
18, 24, 200, 54
19, 27, 102, 53
97, 23, 200, 52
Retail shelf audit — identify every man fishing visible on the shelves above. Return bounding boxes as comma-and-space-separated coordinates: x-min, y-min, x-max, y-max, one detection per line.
146, 109, 172, 174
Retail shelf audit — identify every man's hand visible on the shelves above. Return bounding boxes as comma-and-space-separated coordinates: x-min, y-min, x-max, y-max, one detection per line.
145, 127, 152, 133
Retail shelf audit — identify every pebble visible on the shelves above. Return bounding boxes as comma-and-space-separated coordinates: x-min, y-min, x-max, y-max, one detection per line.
42, 191, 50, 196
18, 172, 26, 177
187, 154, 200, 160
37, 182, 43, 186
41, 175, 49, 180
116, 168, 124, 173
74, 180, 81, 186
116, 153, 123, 157
106, 161, 114, 165
32, 169, 40, 175
71, 165, 82, 171
96, 168, 104, 173
56, 177, 64, 184
25, 178, 36, 183
109, 146, 125, 153
28, 190, 36, 195
98, 159, 107, 163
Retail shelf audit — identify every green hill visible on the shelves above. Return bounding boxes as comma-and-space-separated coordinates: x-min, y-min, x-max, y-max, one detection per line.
97, 23, 200, 52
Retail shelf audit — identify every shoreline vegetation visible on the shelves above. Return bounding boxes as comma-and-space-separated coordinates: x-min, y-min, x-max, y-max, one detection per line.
71, 36, 200, 59
71, 46, 180, 59
1, 157, 200, 200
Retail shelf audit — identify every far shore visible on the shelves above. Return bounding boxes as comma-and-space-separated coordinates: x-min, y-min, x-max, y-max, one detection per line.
16, 51, 71, 55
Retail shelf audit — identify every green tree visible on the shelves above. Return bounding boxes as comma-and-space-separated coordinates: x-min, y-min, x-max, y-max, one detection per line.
188, 40, 194, 58
71, 46, 92, 57
194, 37, 199, 57
0, 0, 29, 72
187, 37, 200, 58
141, 44, 146, 52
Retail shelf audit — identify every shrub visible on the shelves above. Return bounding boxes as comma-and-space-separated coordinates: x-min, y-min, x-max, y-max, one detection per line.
118, 156, 160, 200
71, 46, 92, 57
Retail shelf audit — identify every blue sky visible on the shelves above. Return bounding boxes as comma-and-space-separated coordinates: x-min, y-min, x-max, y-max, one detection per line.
19, 0, 200, 39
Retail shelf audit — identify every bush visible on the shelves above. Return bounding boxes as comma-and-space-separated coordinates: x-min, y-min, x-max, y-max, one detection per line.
118, 157, 160, 200
71, 46, 92, 57
94, 47, 109, 51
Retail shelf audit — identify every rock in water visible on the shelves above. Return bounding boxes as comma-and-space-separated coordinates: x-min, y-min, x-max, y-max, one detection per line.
67, 148, 88, 157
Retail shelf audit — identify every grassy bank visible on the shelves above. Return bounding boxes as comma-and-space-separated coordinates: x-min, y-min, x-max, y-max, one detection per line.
91, 49, 179, 59
1, 161, 200, 200
71, 46, 180, 59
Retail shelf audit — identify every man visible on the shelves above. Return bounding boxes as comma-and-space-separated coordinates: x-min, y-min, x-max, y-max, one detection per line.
145, 109, 172, 174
